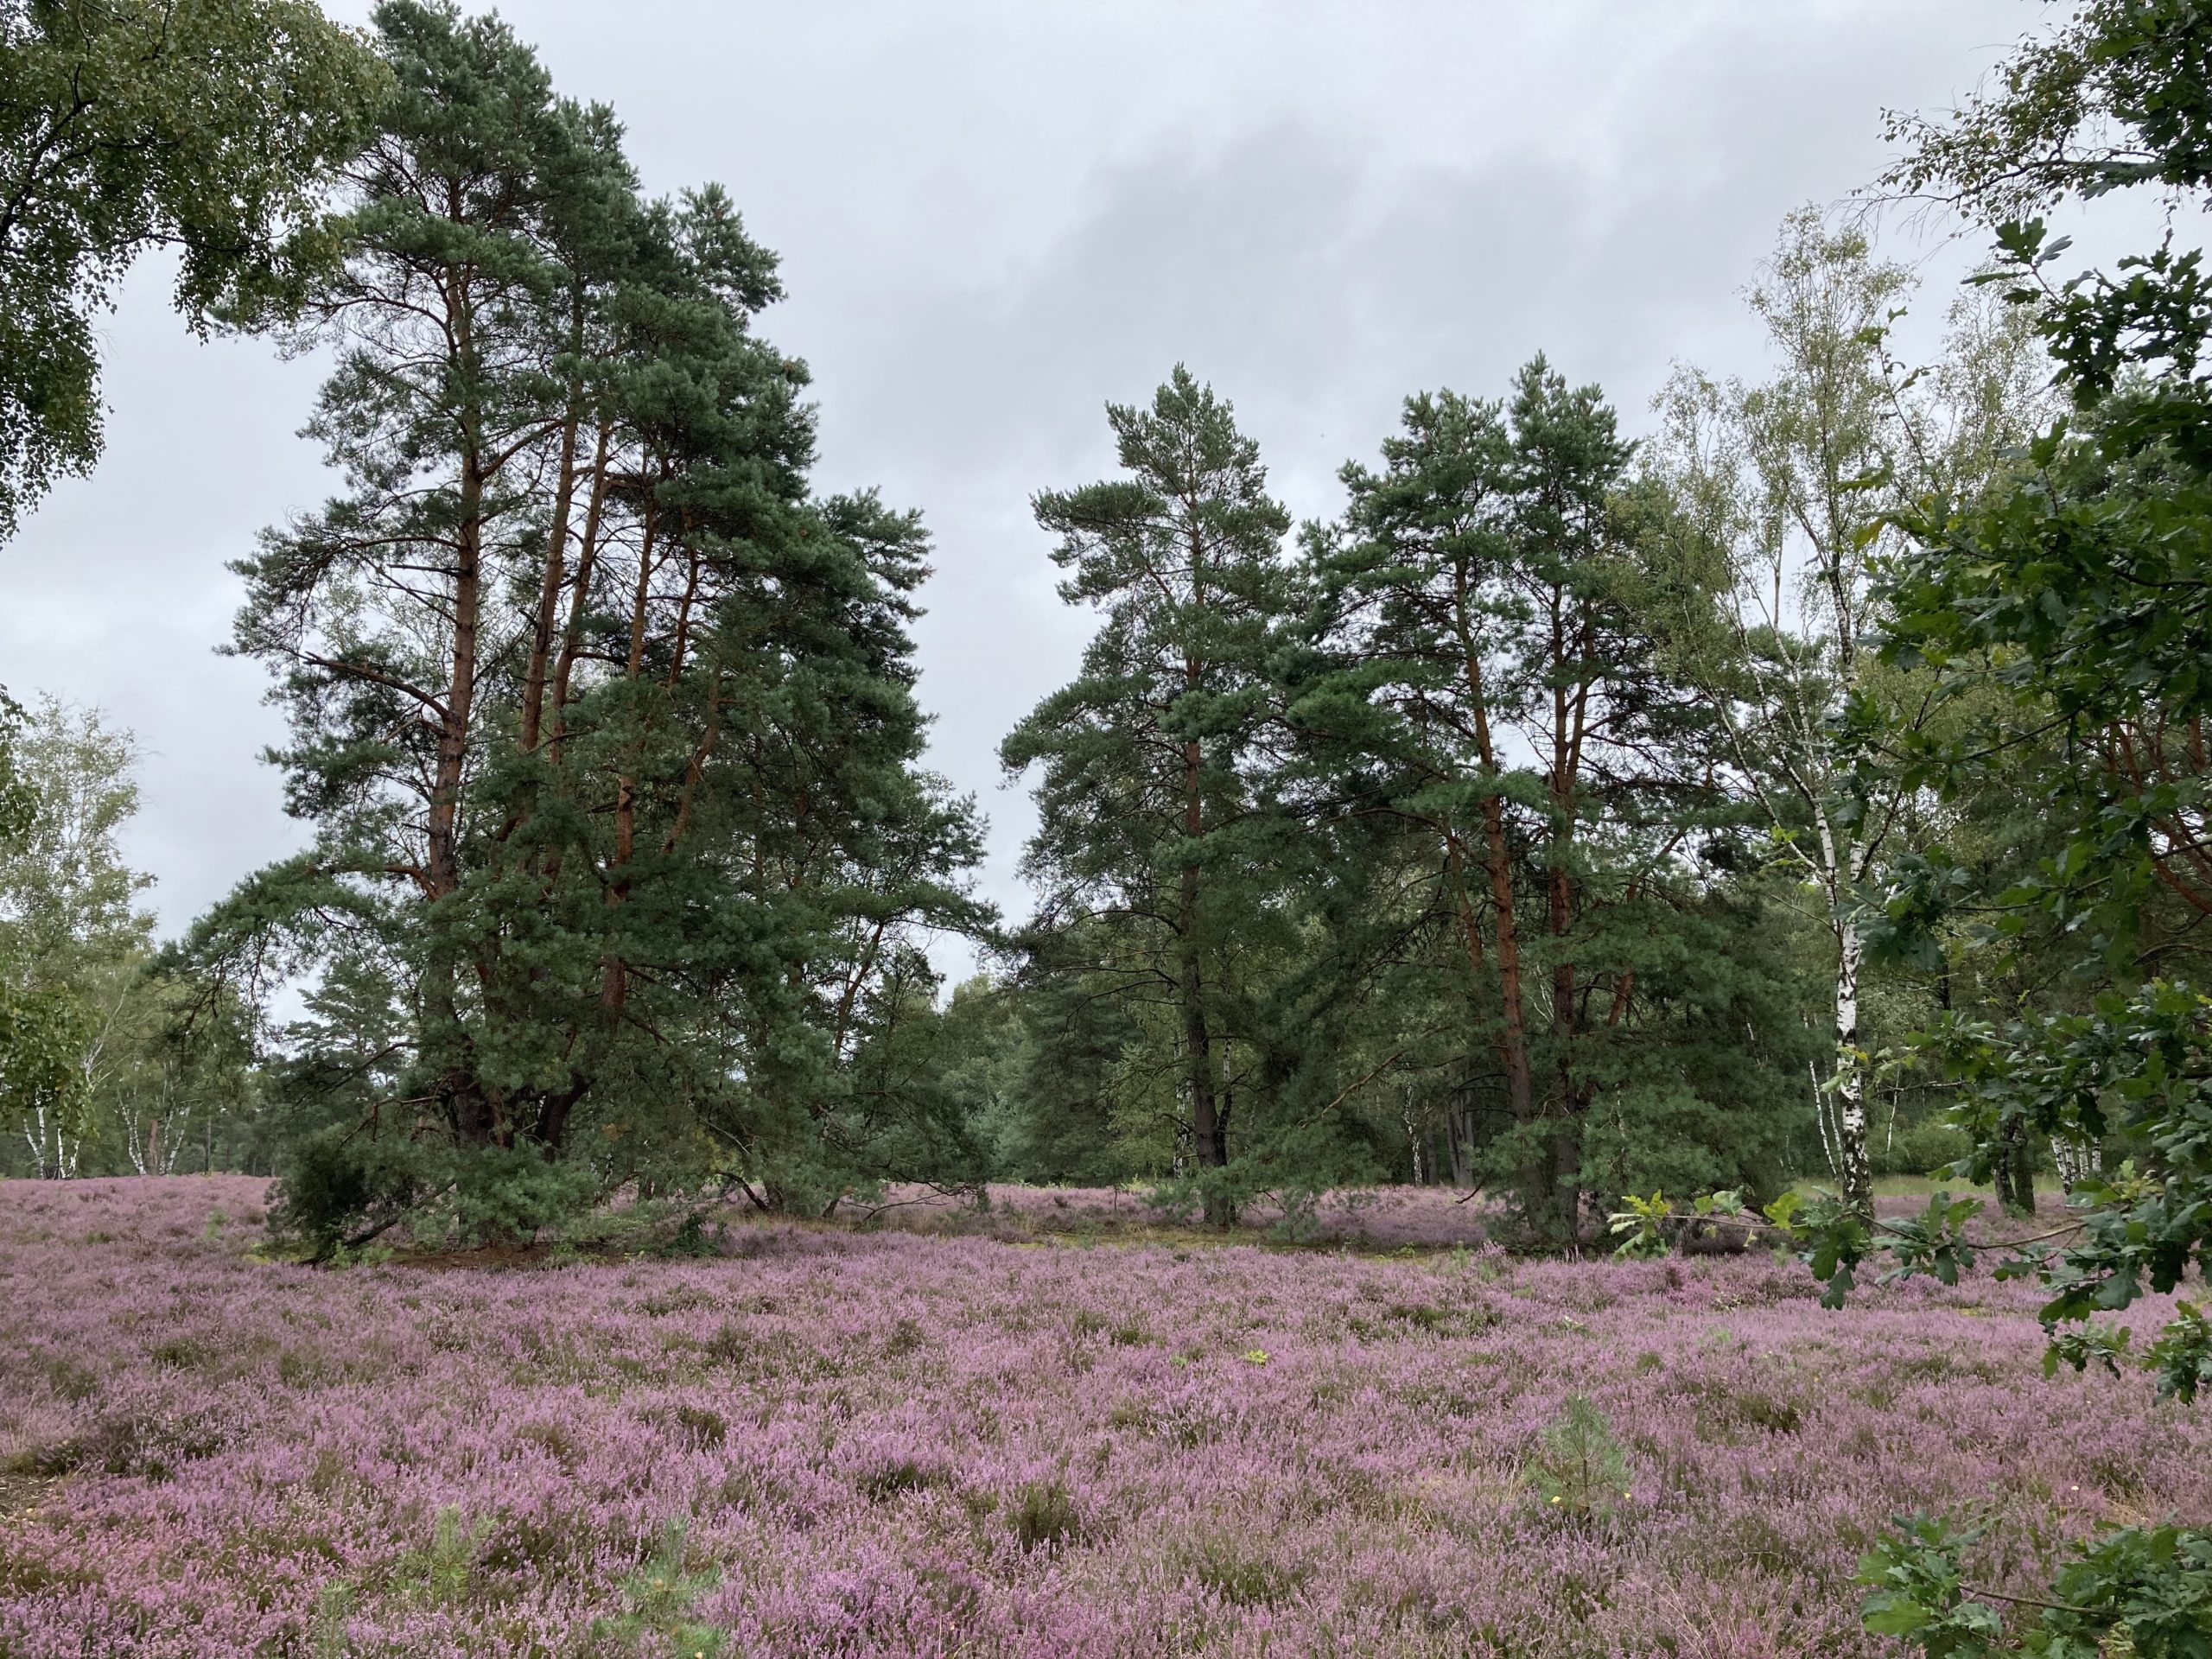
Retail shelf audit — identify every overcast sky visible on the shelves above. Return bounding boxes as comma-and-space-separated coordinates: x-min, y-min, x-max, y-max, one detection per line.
0, 0, 2063, 973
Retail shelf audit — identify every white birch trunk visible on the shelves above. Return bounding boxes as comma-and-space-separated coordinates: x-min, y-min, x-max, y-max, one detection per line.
1833, 921, 1872, 1215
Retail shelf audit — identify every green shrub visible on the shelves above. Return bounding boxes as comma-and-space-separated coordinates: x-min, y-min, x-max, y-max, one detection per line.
1010, 1479, 1082, 1552
1527, 1395, 1631, 1522
271, 1138, 601, 1258
590, 1522, 730, 1657
1879, 1118, 1974, 1178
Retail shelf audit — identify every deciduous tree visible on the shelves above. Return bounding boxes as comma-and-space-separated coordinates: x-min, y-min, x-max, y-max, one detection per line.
0, 0, 387, 536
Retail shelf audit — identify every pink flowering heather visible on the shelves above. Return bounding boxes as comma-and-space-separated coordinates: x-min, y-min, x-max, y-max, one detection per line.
856, 1182, 1501, 1250
1, 1177, 2203, 1658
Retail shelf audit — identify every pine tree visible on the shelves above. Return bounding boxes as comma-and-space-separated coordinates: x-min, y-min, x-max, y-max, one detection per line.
181, 2, 983, 1247
1295, 360, 1764, 1241
1002, 368, 1300, 1224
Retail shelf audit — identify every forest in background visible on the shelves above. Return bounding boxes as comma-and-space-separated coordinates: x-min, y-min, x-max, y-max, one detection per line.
0, 180, 2050, 1233
0, 0, 2196, 1284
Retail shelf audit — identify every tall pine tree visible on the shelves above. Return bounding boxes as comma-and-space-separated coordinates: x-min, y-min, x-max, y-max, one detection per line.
1002, 368, 1301, 1225
1293, 360, 1805, 1241
181, 1, 983, 1248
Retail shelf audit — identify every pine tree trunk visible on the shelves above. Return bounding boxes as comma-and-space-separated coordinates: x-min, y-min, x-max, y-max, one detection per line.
426, 494, 480, 899
1168, 505, 1234, 1226
519, 391, 583, 753
1447, 1090, 1475, 1189
1548, 830, 1580, 1247
1180, 873, 1230, 1224
1179, 722, 1231, 1224
1452, 574, 1537, 1206
1540, 605, 1598, 1249
547, 423, 613, 760
424, 269, 493, 1147
1465, 695, 1535, 1149
601, 498, 658, 1020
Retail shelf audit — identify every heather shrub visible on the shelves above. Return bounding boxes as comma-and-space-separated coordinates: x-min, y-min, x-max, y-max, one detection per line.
858, 1457, 941, 1502
5, 1175, 2209, 1657
1348, 1297, 1498, 1340
1188, 1534, 1306, 1607
40, 1352, 98, 1403
880, 1316, 928, 1357
146, 1337, 208, 1370
658, 1404, 728, 1451
70, 1395, 228, 1480
1066, 1308, 1156, 1350
638, 1285, 715, 1319
1679, 1374, 1806, 1440
1707, 1509, 1808, 1578
514, 1419, 583, 1469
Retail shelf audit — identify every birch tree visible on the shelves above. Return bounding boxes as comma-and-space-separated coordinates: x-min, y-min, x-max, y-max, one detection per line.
1652, 210, 2050, 1216
0, 696, 153, 1174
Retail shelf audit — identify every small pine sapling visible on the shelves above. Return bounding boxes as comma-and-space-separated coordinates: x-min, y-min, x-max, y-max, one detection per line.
311, 1580, 353, 1659
591, 1522, 732, 1657
1527, 1395, 1631, 1521
390, 1506, 495, 1609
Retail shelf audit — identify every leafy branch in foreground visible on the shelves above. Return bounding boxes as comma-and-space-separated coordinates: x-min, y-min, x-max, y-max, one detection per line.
0, 0, 389, 538
1789, 984, 2212, 1399
1769, 1185, 1983, 1311
1859, 1516, 2212, 1659
1605, 1187, 1785, 1258
1832, 3, 2212, 1649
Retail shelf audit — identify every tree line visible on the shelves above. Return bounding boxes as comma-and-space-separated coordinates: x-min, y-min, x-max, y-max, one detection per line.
0, 0, 2203, 1294
965, 210, 2063, 1242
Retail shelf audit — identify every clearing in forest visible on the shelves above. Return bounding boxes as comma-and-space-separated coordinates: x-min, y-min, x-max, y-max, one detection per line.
0, 1178, 2200, 1658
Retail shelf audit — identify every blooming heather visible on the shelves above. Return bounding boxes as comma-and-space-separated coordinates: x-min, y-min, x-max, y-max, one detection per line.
0, 1178, 2203, 1657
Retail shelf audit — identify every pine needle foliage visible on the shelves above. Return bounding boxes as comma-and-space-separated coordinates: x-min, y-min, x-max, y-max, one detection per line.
1527, 1395, 1631, 1522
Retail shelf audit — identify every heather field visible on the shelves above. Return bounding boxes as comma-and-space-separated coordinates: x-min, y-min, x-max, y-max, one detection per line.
1, 1179, 2204, 1659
